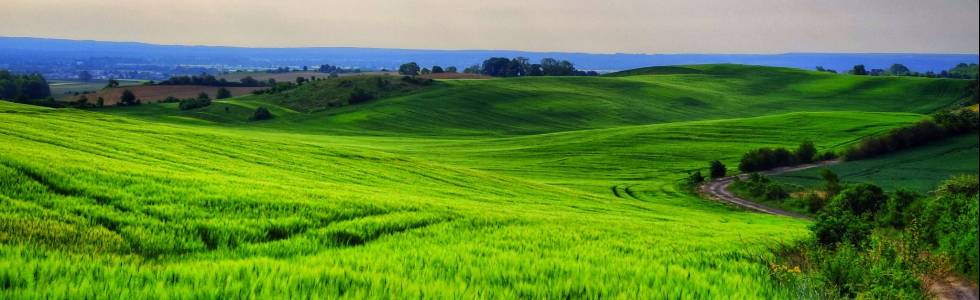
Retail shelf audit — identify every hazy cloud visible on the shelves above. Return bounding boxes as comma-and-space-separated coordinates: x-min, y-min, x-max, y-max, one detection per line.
1, 0, 977, 53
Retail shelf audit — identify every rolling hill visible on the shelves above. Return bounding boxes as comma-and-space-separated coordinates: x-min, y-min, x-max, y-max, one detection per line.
1, 64, 974, 298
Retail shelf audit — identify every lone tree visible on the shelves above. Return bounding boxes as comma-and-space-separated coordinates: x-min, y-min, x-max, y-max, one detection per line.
251, 106, 273, 121
105, 79, 120, 89
445, 66, 458, 73
398, 62, 420, 76
709, 160, 727, 179
851, 65, 868, 76
216, 87, 232, 99
431, 66, 445, 73
796, 140, 817, 163
119, 89, 138, 106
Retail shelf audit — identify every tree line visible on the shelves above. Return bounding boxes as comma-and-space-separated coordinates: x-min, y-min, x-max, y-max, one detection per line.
842, 108, 979, 160
738, 141, 837, 173
820, 63, 979, 79
398, 57, 599, 77
0, 70, 51, 101
158, 74, 269, 87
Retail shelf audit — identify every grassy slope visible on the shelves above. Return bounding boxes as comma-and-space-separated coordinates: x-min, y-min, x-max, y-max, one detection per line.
1, 64, 971, 298
105, 64, 969, 136
774, 134, 980, 193
1, 101, 812, 298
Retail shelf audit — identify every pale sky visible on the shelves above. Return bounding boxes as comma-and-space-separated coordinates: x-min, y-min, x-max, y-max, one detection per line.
1, 0, 978, 54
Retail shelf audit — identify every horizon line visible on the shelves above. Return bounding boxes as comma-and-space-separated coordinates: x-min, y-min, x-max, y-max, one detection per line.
3, 36, 978, 57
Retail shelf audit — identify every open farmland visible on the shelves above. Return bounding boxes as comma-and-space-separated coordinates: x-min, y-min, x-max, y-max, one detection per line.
87, 85, 259, 105
48, 80, 143, 101
2, 64, 976, 298
774, 133, 980, 193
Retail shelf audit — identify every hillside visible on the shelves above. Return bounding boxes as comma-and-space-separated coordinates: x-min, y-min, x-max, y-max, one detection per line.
774, 133, 980, 193
1, 64, 975, 298
105, 64, 971, 136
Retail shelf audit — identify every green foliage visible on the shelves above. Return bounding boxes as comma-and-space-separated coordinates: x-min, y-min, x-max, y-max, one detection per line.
775, 134, 978, 193
0, 70, 51, 101
398, 62, 420, 76
216, 87, 232, 99
118, 89, 139, 106
918, 175, 979, 280
844, 108, 978, 161
178, 94, 212, 110
250, 106, 273, 121
709, 160, 726, 179
739, 140, 824, 173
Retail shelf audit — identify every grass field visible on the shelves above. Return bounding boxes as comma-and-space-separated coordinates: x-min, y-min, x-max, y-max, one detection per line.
774, 134, 980, 193
2, 64, 974, 298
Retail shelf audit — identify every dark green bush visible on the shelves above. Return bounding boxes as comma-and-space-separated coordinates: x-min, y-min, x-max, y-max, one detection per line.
250, 107, 273, 121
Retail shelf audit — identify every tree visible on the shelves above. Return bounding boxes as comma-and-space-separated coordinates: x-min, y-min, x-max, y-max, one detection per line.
709, 160, 726, 179
96, 97, 104, 107
105, 79, 120, 88
216, 87, 232, 99
399, 62, 420, 76
687, 170, 705, 187
796, 140, 817, 163
851, 65, 868, 76
78, 71, 93, 81
463, 65, 481, 74
296, 77, 307, 85
197, 92, 210, 100
119, 89, 138, 106
421, 68, 431, 75
820, 169, 842, 197
888, 64, 911, 76
445, 66, 458, 73
431, 66, 445, 73
481, 57, 511, 77
251, 106, 273, 121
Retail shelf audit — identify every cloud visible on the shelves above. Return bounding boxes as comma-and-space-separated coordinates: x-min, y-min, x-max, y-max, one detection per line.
1, 0, 977, 53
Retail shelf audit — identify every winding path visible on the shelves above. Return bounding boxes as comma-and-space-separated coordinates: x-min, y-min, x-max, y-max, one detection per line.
699, 160, 841, 220
699, 160, 979, 300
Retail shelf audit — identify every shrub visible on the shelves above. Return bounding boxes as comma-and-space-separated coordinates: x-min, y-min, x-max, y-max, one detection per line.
250, 107, 273, 121
812, 206, 873, 247
795, 141, 817, 164
831, 184, 887, 218
686, 170, 705, 187
178, 93, 212, 110
216, 87, 232, 99
709, 160, 726, 179
348, 88, 375, 104
119, 89, 139, 106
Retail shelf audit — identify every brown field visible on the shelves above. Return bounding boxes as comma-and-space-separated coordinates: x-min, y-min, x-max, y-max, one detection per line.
87, 85, 259, 105
420, 73, 492, 80
218, 71, 393, 82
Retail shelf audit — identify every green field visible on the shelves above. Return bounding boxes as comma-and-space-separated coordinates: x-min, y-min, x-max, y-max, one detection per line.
1, 64, 974, 298
774, 134, 979, 193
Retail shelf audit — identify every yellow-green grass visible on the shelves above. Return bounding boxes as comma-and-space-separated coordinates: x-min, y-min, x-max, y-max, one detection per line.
1, 64, 969, 298
106, 64, 970, 137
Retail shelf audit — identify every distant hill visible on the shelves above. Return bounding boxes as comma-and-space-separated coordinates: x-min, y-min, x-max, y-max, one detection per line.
1, 36, 977, 72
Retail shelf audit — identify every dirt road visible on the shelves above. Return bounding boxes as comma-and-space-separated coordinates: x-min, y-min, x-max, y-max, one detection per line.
699, 160, 840, 219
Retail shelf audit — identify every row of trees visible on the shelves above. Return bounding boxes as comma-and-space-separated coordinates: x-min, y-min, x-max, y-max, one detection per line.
397, 57, 599, 77
738, 141, 836, 172
0, 70, 51, 101
478, 57, 598, 77
397, 63, 459, 76
843, 108, 979, 160
159, 74, 268, 87
832, 63, 979, 79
